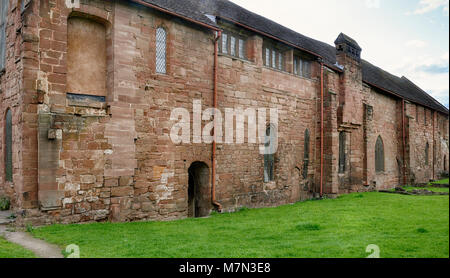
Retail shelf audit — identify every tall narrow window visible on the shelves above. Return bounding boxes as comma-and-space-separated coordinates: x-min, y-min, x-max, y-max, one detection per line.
238, 39, 245, 59
278, 53, 283, 70
375, 136, 385, 173
221, 33, 228, 54
265, 48, 270, 66
67, 17, 107, 96
339, 132, 346, 173
219, 32, 246, 59
156, 27, 167, 74
293, 56, 311, 78
444, 155, 447, 171
299, 59, 303, 76
294, 59, 297, 75
303, 129, 310, 179
271, 50, 276, 68
304, 61, 311, 78
230, 36, 236, 56
425, 142, 429, 166
264, 125, 276, 182
5, 109, 12, 182
0, 0, 9, 71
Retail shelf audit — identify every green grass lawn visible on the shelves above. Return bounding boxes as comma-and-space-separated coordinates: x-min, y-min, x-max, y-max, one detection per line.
0, 236, 36, 258
30, 192, 449, 258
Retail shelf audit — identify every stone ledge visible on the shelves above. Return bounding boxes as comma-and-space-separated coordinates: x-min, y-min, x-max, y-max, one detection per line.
66, 93, 106, 109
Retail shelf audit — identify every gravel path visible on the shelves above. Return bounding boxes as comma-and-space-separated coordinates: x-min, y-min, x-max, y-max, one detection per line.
0, 211, 63, 258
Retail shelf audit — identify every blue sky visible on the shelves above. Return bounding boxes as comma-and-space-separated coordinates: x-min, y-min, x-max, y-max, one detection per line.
229, 0, 449, 108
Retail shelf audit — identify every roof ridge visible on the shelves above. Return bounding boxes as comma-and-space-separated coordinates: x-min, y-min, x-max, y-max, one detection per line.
137, 0, 448, 113
401, 76, 449, 112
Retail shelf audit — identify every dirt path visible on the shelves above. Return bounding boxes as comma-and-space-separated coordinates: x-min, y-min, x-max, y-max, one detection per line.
0, 211, 63, 258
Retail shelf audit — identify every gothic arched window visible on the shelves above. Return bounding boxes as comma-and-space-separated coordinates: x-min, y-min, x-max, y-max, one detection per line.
339, 132, 346, 173
375, 136, 385, 173
264, 125, 276, 182
5, 108, 12, 182
302, 129, 310, 179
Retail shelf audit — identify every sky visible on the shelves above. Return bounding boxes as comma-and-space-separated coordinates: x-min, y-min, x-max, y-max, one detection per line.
229, 0, 450, 108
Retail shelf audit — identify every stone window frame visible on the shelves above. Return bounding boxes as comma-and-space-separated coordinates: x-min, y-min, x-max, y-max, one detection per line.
425, 142, 430, 166
66, 11, 113, 101
338, 131, 347, 173
156, 26, 167, 74
293, 55, 312, 79
218, 31, 247, 60
375, 135, 385, 173
263, 42, 286, 72
4, 108, 12, 183
0, 0, 9, 73
302, 129, 310, 179
264, 124, 277, 183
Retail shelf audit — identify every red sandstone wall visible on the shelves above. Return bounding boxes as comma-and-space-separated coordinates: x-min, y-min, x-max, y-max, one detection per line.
1, 0, 447, 226
0, 0, 35, 209
362, 88, 402, 189
406, 102, 449, 184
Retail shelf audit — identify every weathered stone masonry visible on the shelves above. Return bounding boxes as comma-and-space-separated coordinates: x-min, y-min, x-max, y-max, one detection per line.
0, 0, 448, 225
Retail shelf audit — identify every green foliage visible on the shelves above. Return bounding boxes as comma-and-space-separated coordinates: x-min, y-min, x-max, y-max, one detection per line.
26, 223, 34, 233
30, 192, 449, 258
0, 196, 10, 211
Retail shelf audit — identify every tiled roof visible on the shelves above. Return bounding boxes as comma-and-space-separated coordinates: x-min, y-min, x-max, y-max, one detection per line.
139, 0, 448, 114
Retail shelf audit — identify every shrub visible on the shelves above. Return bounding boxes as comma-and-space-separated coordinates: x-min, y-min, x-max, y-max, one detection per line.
0, 196, 10, 211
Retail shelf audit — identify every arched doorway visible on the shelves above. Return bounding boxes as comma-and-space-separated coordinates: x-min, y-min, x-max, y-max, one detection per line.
188, 162, 210, 218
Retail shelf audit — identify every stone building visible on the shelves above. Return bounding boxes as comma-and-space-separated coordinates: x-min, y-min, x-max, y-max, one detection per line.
0, 0, 448, 225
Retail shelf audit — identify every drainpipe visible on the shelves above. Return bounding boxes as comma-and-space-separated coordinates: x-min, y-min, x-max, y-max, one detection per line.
402, 99, 407, 185
212, 31, 223, 212
432, 111, 435, 180
320, 62, 324, 197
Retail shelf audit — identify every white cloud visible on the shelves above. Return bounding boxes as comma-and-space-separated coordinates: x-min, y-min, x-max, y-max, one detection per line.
405, 40, 428, 48
365, 0, 380, 9
409, 0, 449, 15
391, 52, 449, 107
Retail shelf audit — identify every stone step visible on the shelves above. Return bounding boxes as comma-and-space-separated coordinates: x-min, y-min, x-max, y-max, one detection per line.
0, 210, 15, 225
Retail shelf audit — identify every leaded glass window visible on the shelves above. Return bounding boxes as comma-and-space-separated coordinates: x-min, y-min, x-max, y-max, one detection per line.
238, 39, 244, 59
294, 56, 312, 78
230, 36, 236, 56
219, 32, 246, 59
156, 27, 167, 74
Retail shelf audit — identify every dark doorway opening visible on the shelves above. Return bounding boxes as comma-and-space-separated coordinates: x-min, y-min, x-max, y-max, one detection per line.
188, 162, 210, 218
